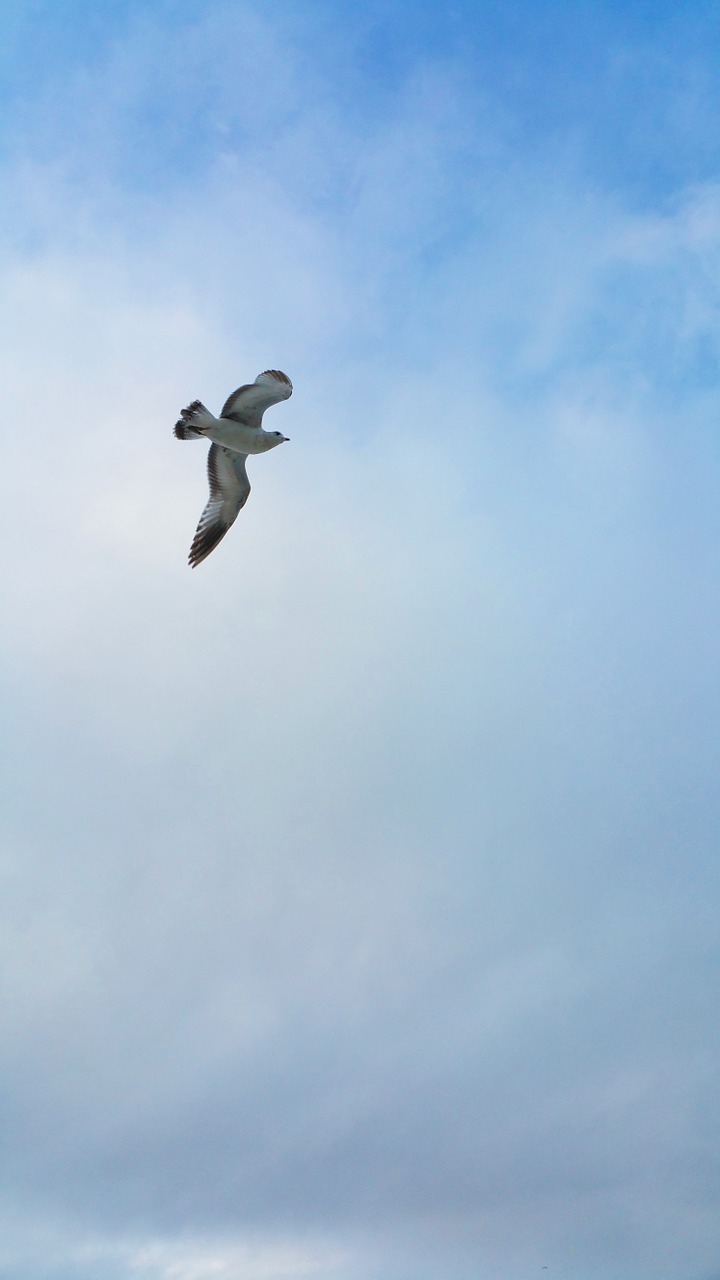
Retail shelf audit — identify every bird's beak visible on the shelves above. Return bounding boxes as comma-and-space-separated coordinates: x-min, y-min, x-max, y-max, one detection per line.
282, 436, 290, 442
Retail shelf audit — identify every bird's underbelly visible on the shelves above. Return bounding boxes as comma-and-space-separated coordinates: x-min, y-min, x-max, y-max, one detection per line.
205, 420, 261, 453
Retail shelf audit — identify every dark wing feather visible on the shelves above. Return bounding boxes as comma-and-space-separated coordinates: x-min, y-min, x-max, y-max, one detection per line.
188, 445, 251, 568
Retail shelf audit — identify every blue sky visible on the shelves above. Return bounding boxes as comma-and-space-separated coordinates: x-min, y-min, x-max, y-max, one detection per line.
1, 3, 719, 1280
5, 1, 720, 199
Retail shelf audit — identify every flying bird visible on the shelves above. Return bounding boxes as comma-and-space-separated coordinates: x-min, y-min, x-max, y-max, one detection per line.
174, 369, 292, 567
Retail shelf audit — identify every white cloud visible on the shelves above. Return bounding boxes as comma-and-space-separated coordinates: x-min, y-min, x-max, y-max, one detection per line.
1, 5, 720, 1280
127, 1234, 349, 1280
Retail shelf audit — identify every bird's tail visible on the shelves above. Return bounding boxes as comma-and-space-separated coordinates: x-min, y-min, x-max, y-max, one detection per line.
174, 400, 217, 440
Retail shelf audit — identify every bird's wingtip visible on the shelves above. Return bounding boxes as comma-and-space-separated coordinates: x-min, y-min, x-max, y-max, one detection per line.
257, 369, 293, 397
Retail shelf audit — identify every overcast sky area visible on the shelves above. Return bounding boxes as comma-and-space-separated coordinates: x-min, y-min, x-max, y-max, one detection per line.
1, 2, 720, 1278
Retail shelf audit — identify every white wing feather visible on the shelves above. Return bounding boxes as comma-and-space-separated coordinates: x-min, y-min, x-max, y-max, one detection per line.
220, 369, 293, 423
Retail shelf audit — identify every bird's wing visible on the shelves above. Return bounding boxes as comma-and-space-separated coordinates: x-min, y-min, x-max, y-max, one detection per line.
220, 370, 293, 424
188, 445, 251, 568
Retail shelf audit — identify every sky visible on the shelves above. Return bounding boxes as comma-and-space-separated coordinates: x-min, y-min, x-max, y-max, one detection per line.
1, 2, 719, 1278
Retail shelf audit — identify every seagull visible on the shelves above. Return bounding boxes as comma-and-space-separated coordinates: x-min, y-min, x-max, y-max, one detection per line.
174, 369, 292, 567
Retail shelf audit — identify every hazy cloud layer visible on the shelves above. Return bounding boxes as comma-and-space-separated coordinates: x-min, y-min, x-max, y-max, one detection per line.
1, 4, 719, 1279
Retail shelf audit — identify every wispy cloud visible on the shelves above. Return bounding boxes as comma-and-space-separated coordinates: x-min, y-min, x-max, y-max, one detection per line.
1, 4, 719, 1280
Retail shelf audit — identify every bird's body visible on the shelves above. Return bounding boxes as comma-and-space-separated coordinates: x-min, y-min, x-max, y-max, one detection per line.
180, 410, 283, 456
174, 369, 292, 567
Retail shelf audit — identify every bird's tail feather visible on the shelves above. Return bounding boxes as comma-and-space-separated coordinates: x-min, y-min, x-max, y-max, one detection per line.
174, 400, 217, 440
